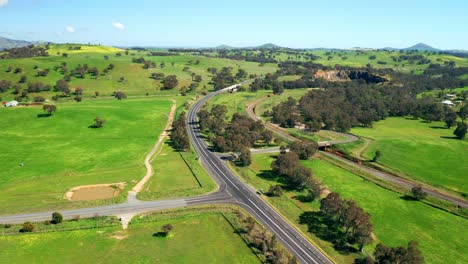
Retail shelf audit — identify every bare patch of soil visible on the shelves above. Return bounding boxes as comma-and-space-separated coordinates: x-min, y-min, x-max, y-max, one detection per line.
65, 182, 126, 201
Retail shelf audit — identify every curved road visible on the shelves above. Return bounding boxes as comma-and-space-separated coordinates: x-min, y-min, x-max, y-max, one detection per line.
246, 96, 468, 208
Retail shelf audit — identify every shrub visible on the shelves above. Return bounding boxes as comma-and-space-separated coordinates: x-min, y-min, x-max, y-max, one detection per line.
51, 212, 63, 224
20, 222, 34, 232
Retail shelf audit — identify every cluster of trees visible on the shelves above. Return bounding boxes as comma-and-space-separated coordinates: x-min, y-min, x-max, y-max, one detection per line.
210, 67, 236, 90
240, 214, 297, 264
320, 192, 373, 251
0, 45, 49, 59
271, 147, 320, 192
357, 241, 424, 264
170, 112, 190, 151
197, 104, 272, 165
162, 75, 178, 90
132, 57, 156, 69
269, 84, 468, 133
208, 67, 250, 90
217, 50, 278, 64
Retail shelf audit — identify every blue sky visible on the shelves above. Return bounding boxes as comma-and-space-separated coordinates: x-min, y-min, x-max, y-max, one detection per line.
1, 0, 467, 49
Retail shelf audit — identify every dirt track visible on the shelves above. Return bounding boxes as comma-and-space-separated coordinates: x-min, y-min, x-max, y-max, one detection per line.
131, 100, 177, 193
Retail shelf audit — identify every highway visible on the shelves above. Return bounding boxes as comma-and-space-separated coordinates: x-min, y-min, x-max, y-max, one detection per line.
186, 83, 332, 264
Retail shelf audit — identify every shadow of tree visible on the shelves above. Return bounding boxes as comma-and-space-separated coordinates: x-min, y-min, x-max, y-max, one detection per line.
430, 126, 447, 129
299, 211, 358, 255
440, 136, 459, 139
37, 113, 52, 118
152, 232, 168, 237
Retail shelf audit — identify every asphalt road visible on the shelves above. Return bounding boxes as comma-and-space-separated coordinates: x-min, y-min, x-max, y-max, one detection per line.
186, 83, 332, 264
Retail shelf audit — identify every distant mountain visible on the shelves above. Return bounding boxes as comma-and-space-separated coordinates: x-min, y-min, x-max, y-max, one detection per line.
214, 45, 236, 50
0, 37, 32, 50
213, 43, 283, 50
254, 43, 282, 50
402, 43, 440, 51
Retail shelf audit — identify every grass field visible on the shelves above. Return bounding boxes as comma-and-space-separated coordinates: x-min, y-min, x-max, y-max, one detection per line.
234, 154, 468, 264
347, 117, 468, 194
0, 210, 260, 264
0, 44, 278, 101
137, 142, 217, 200
0, 97, 172, 214
271, 50, 468, 72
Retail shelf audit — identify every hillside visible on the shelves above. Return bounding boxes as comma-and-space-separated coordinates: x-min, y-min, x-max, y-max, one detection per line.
0, 37, 32, 50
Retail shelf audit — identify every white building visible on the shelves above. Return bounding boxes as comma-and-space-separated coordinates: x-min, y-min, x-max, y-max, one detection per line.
4, 100, 19, 107
442, 100, 454, 106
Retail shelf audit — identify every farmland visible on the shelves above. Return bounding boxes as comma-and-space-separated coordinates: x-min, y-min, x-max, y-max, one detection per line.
0, 97, 172, 214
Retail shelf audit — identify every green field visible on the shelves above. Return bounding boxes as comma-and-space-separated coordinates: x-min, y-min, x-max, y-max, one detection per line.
138, 142, 217, 200
234, 154, 468, 263
347, 117, 468, 194
0, 44, 278, 101
0, 210, 260, 264
0, 97, 172, 214
272, 50, 468, 72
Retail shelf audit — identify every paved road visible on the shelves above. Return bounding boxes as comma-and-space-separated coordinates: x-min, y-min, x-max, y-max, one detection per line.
246, 95, 468, 209
187, 83, 332, 264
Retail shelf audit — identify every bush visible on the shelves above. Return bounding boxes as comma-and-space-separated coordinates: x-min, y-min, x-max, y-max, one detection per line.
411, 186, 427, 200
20, 222, 34, 232
51, 212, 63, 224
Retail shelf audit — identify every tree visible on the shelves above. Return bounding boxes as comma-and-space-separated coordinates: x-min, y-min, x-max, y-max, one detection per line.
444, 109, 458, 129
267, 185, 284, 197
457, 104, 468, 121
410, 186, 427, 200
51, 212, 63, 224
453, 121, 467, 139
161, 224, 173, 235
163, 75, 178, 89
170, 112, 190, 151
93, 117, 106, 128
238, 147, 252, 167
374, 241, 424, 264
19, 75, 27, 83
271, 152, 300, 177
305, 178, 321, 202
114, 91, 127, 100
261, 130, 273, 144
288, 141, 318, 160
372, 150, 381, 162
42, 104, 57, 116
21, 222, 35, 232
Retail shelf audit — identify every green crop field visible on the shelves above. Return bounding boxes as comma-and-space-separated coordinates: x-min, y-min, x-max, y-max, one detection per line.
0, 97, 172, 214
0, 44, 277, 101
137, 142, 217, 200
347, 117, 468, 194
233, 153, 468, 264
0, 210, 260, 264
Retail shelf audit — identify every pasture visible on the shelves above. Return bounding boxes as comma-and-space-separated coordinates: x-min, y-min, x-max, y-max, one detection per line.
349, 117, 468, 194
0, 97, 172, 214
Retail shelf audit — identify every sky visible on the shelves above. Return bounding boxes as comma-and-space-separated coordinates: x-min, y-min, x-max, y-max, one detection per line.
1, 0, 467, 49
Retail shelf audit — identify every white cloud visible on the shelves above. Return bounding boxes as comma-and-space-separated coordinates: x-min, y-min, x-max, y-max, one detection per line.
65, 26, 75, 33
0, 0, 9, 7
112, 22, 125, 31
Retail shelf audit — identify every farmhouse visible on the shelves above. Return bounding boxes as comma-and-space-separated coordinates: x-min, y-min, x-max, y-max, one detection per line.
4, 100, 19, 107
442, 100, 454, 106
